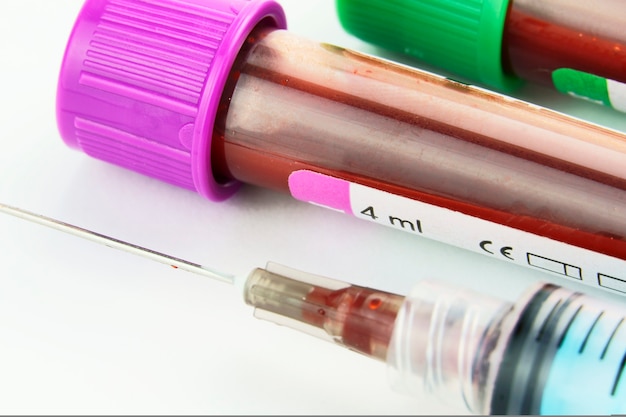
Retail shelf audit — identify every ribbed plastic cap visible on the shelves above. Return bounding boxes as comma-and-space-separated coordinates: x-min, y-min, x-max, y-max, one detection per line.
336, 0, 520, 90
57, 0, 287, 201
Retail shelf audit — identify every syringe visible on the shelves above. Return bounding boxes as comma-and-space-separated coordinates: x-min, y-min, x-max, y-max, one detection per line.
3, 202, 624, 415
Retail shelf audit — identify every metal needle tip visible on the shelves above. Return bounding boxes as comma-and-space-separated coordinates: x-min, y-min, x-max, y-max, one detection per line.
0, 202, 235, 284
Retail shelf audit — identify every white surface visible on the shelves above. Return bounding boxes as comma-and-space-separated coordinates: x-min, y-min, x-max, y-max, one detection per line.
1, 1, 626, 414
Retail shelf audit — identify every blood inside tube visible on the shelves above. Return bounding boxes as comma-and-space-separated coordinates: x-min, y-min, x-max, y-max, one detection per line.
243, 267, 403, 361
212, 28, 626, 262
303, 284, 403, 361
503, 1, 626, 87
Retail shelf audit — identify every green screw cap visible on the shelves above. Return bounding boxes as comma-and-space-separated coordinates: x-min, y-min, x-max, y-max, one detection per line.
336, 0, 521, 90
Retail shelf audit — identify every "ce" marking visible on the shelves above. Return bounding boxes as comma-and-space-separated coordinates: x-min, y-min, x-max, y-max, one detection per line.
480, 240, 515, 260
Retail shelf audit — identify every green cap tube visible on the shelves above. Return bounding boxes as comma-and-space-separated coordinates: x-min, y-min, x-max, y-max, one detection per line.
336, 0, 521, 90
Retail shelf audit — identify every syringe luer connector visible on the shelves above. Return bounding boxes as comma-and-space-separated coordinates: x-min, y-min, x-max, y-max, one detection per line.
244, 263, 626, 415
56, 0, 626, 294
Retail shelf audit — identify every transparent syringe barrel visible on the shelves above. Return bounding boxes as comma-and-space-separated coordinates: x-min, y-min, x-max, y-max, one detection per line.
212, 28, 626, 262
388, 280, 626, 414
386, 280, 516, 413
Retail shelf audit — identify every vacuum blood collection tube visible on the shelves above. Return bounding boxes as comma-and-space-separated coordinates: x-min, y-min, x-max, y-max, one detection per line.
336, 0, 626, 112
57, 0, 626, 295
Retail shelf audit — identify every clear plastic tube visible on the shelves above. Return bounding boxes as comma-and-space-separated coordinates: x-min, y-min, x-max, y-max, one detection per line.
55, 0, 626, 294
212, 27, 626, 274
505, 0, 626, 90
55, 0, 626, 299
336, 0, 626, 111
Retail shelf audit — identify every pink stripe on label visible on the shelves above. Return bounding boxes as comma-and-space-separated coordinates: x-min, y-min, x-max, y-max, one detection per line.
288, 170, 353, 215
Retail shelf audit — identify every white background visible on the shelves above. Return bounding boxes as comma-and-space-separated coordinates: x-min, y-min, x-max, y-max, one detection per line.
2, 1, 626, 414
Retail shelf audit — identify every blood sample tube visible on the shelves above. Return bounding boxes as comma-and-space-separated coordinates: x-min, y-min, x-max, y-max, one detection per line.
336, 0, 626, 112
57, 0, 626, 295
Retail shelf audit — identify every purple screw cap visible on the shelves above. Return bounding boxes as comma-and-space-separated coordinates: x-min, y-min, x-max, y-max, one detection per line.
56, 0, 287, 201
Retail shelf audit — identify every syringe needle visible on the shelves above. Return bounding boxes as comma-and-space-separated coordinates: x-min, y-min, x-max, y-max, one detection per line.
0, 202, 234, 284
3, 200, 626, 414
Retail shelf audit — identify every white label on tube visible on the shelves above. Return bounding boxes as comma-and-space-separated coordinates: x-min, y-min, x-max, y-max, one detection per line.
288, 170, 626, 295
608, 78, 626, 113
